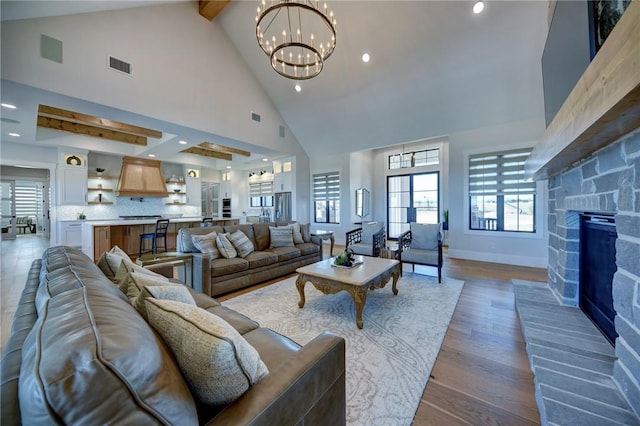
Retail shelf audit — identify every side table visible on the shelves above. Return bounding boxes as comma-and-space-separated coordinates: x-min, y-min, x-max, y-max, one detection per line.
136, 251, 193, 287
311, 230, 335, 257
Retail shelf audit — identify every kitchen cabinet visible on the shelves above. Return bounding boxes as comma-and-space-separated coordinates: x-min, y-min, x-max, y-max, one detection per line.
58, 221, 83, 248
185, 176, 201, 207
93, 226, 111, 260
59, 166, 87, 205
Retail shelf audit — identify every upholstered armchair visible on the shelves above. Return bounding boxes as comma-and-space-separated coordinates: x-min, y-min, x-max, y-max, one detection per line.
346, 221, 386, 257
398, 222, 443, 283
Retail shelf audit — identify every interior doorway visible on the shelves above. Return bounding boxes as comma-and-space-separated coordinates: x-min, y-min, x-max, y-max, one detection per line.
387, 172, 440, 238
0, 167, 50, 240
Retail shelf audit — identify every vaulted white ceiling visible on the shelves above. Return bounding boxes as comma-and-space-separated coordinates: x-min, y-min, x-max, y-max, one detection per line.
1, 0, 548, 166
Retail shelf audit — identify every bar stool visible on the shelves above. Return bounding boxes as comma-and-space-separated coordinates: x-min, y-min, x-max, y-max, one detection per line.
139, 219, 170, 256
202, 217, 214, 227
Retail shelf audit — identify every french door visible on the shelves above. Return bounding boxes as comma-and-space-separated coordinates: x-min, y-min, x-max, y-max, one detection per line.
387, 172, 439, 238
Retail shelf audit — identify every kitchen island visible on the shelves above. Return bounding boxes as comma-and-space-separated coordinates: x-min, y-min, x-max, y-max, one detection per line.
81, 217, 239, 261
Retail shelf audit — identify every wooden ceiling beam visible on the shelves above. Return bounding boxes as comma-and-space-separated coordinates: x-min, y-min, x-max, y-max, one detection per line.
38, 104, 162, 139
200, 142, 251, 157
199, 0, 231, 21
37, 116, 148, 146
182, 146, 232, 161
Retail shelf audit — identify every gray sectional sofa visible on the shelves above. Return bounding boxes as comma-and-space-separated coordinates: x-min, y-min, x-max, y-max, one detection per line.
177, 222, 323, 297
0, 246, 346, 425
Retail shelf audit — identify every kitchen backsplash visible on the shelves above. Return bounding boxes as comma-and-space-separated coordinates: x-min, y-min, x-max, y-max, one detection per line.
57, 197, 200, 220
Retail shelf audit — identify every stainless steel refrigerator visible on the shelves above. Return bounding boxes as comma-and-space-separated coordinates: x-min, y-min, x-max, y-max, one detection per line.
274, 192, 292, 222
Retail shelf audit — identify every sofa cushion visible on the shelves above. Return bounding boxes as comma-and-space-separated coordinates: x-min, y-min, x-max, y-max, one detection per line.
216, 233, 238, 259
401, 247, 439, 265
280, 222, 304, 244
361, 221, 384, 245
243, 328, 301, 371
36, 264, 127, 314
244, 251, 278, 269
145, 299, 269, 405
192, 231, 221, 259
228, 230, 255, 258
266, 246, 301, 262
19, 287, 198, 425
206, 305, 260, 335
295, 242, 321, 256
269, 226, 294, 248
410, 222, 439, 250
349, 242, 374, 256
211, 257, 249, 276
252, 223, 275, 251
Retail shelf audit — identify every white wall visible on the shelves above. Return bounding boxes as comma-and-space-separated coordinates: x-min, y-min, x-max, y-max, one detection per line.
447, 117, 549, 268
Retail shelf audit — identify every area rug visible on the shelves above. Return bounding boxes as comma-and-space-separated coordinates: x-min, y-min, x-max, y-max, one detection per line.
223, 272, 464, 426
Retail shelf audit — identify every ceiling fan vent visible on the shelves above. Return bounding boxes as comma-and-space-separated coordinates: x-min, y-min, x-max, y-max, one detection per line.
108, 55, 132, 75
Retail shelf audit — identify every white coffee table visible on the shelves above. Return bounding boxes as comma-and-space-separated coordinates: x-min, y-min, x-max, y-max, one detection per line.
295, 256, 401, 329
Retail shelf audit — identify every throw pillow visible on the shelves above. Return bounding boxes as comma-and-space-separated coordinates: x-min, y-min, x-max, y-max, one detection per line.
134, 284, 194, 320
114, 260, 150, 294
216, 233, 238, 259
96, 252, 121, 281
192, 231, 220, 259
280, 223, 304, 244
227, 230, 255, 258
269, 226, 294, 248
127, 270, 172, 301
145, 299, 269, 405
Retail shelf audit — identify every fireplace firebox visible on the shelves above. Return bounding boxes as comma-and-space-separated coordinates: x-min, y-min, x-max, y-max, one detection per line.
579, 213, 618, 346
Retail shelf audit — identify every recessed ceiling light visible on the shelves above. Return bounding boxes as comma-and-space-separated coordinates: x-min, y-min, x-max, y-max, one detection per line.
148, 154, 156, 158
362, 53, 370, 63
295, 84, 301, 92
8, 132, 20, 137
1, 103, 17, 109
263, 158, 269, 162
226, 166, 232, 169
473, 1, 485, 14
179, 140, 187, 145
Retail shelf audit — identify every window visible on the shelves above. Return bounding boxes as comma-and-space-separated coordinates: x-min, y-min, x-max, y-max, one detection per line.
249, 182, 273, 207
387, 172, 439, 238
313, 172, 340, 223
469, 148, 536, 232
388, 148, 439, 170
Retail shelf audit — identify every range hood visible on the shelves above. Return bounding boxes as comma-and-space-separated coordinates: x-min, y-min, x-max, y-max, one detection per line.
116, 156, 168, 197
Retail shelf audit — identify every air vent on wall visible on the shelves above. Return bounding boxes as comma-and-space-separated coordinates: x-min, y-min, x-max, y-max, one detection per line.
279, 125, 285, 138
251, 112, 261, 122
108, 55, 132, 75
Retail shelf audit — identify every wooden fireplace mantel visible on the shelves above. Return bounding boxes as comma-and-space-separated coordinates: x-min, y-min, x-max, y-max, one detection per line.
525, 1, 640, 180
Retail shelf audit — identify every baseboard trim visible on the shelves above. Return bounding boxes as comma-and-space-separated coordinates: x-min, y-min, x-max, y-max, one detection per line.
447, 249, 547, 268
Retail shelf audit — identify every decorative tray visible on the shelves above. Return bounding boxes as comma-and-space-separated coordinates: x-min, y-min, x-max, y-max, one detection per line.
331, 260, 363, 269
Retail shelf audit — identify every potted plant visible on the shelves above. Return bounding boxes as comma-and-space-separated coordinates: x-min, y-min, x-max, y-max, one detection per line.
442, 209, 449, 230
77, 211, 86, 220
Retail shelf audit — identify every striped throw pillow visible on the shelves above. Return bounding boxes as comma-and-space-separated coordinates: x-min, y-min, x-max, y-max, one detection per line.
269, 226, 294, 248
228, 230, 255, 258
216, 233, 238, 259
192, 231, 220, 259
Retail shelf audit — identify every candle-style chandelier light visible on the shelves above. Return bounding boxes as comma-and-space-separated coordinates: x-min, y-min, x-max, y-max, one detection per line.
256, 0, 337, 80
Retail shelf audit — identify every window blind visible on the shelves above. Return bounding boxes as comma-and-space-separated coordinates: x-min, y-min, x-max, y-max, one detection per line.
469, 148, 535, 196
313, 172, 340, 201
249, 181, 273, 196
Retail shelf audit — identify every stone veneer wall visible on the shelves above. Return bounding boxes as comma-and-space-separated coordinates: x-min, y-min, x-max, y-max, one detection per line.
547, 127, 640, 413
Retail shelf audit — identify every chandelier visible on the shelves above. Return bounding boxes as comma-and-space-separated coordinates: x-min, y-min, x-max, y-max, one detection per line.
256, 0, 337, 80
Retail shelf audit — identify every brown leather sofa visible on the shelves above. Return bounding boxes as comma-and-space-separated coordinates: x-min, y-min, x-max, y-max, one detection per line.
1, 246, 346, 425
178, 222, 322, 297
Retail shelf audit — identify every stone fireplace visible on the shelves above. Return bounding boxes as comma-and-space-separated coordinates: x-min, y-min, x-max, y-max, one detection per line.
547, 128, 640, 412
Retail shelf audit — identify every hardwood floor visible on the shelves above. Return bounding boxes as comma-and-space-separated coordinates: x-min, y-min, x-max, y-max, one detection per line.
1, 238, 546, 424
